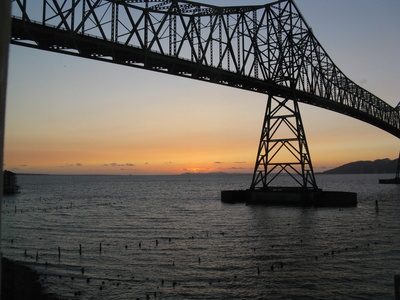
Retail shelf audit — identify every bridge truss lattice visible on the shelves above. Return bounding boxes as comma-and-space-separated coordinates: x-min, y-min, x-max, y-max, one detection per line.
10, 0, 400, 189
11, 0, 400, 137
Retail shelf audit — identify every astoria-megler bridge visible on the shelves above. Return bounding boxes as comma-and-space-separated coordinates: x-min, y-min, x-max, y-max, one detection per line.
10, 0, 400, 195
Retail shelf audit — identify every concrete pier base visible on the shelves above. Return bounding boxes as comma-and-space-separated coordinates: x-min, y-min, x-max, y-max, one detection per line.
221, 188, 357, 207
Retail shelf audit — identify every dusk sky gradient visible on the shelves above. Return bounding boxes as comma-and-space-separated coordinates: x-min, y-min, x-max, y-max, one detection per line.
4, 0, 400, 175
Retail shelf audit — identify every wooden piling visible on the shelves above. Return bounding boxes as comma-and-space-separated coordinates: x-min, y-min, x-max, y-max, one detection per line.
58, 247, 61, 258
79, 244, 82, 255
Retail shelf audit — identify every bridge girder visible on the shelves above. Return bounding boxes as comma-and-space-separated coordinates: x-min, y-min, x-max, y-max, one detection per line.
9, 0, 400, 137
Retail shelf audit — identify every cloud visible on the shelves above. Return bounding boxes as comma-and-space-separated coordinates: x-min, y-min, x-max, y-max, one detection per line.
60, 163, 83, 168
214, 161, 223, 164
179, 167, 209, 172
104, 163, 135, 167
234, 161, 246, 164
19, 164, 28, 167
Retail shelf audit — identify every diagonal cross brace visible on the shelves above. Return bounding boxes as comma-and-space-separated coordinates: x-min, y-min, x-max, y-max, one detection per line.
251, 94, 317, 190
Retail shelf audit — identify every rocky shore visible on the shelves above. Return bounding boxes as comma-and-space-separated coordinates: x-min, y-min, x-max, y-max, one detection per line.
1, 257, 57, 300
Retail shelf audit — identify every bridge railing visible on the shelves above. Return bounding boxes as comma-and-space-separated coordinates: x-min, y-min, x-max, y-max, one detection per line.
10, 0, 400, 134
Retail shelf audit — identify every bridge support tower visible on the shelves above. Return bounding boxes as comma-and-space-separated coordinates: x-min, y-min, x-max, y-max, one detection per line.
250, 94, 317, 191
221, 94, 357, 207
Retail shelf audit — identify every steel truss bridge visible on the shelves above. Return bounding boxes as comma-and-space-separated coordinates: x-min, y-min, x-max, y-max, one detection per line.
10, 0, 400, 190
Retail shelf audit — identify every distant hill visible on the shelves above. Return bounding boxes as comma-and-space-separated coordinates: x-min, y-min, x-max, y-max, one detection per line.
323, 158, 398, 174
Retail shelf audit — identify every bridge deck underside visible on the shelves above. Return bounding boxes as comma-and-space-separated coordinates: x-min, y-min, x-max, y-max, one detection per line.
11, 18, 400, 138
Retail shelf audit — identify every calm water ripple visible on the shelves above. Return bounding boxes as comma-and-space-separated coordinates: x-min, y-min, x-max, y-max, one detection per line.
1, 173, 400, 299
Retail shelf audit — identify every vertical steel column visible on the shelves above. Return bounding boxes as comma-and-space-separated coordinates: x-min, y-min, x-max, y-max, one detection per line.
82, 0, 86, 33
237, 13, 240, 72
0, 0, 12, 294
251, 95, 272, 189
288, 2, 295, 89
115, 4, 119, 43
277, 2, 283, 81
71, 0, 75, 31
173, 15, 177, 56
111, 2, 116, 42
169, 9, 177, 57
241, 12, 244, 74
197, 14, 201, 61
227, 14, 230, 71
169, 14, 172, 56
190, 16, 194, 62
144, 0, 148, 49
210, 15, 213, 66
219, 14, 222, 68
253, 10, 258, 78
43, 0, 46, 24
293, 96, 317, 189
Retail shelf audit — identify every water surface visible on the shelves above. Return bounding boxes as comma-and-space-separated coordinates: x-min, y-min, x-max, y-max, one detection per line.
2, 173, 399, 299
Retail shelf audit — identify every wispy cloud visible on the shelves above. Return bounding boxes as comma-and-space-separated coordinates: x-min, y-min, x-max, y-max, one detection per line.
103, 163, 136, 167
60, 163, 83, 168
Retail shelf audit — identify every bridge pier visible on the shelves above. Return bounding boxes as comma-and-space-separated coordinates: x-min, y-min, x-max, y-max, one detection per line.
221, 189, 357, 207
222, 95, 357, 207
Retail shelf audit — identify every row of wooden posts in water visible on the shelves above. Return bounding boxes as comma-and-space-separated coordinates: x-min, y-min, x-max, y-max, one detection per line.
23, 239, 167, 262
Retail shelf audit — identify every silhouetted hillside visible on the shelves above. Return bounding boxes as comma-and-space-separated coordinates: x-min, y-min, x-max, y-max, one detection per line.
323, 158, 398, 174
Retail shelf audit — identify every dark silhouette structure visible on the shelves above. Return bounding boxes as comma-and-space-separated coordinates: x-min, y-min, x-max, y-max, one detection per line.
9, 0, 399, 198
3, 170, 19, 194
379, 152, 400, 184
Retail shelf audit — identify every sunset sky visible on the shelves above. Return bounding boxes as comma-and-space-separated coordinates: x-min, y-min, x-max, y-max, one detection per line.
4, 0, 400, 175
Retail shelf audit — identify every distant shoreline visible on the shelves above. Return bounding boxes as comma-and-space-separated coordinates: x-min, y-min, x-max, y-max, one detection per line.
15, 171, 398, 177
14, 157, 399, 177
16, 172, 252, 176
16, 173, 50, 176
